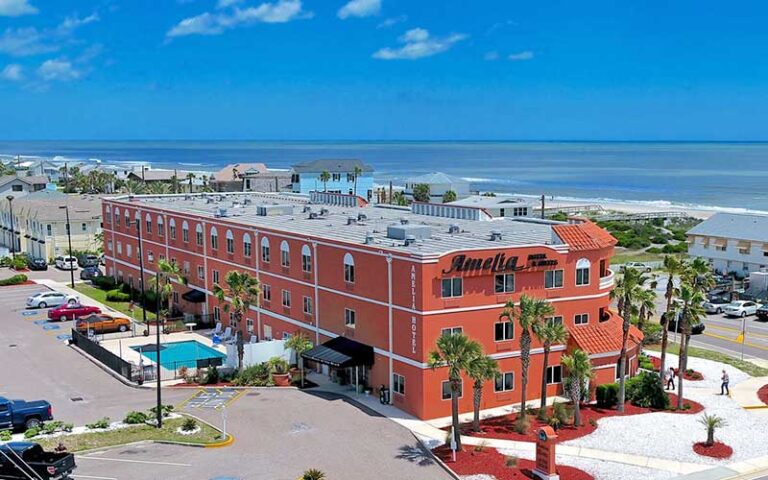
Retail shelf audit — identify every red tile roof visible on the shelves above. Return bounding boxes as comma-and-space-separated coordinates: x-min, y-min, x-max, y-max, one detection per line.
553, 220, 617, 251
568, 312, 643, 355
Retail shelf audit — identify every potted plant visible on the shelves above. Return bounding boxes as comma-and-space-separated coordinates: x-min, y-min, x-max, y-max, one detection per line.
268, 356, 291, 387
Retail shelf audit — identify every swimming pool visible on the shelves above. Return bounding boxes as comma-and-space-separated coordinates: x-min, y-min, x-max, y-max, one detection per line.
132, 340, 226, 370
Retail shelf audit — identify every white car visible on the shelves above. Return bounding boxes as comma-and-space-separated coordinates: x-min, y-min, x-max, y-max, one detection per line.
26, 291, 79, 309
722, 301, 762, 318
702, 298, 730, 314
621, 262, 652, 272
55, 256, 78, 270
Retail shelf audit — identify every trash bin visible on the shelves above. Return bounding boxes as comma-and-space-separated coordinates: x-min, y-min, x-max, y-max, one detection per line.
379, 385, 390, 404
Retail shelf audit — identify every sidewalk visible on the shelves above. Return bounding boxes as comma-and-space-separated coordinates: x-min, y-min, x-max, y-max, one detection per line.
730, 376, 768, 414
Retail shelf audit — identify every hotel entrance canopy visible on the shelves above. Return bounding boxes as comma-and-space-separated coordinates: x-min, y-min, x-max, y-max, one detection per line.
301, 336, 374, 368
181, 289, 206, 303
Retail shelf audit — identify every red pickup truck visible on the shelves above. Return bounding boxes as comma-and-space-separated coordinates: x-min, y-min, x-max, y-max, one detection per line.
47, 303, 101, 322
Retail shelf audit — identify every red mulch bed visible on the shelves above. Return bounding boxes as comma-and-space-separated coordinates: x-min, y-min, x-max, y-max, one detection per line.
459, 394, 704, 444
757, 384, 768, 405
170, 382, 235, 388
433, 445, 594, 480
693, 442, 733, 459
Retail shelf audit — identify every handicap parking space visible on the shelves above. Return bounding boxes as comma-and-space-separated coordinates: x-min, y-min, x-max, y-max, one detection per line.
182, 388, 244, 410
5, 284, 80, 338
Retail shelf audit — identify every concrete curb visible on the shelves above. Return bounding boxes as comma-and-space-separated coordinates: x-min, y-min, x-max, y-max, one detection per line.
68, 344, 150, 390
180, 412, 234, 448
411, 433, 461, 480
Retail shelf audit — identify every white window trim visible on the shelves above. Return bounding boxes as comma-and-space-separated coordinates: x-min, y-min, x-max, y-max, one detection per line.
441, 277, 463, 298
441, 380, 463, 400
546, 365, 563, 385
545, 269, 565, 289
494, 372, 515, 392
575, 313, 589, 325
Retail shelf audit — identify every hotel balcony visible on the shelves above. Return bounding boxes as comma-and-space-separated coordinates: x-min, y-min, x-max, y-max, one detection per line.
599, 268, 615, 290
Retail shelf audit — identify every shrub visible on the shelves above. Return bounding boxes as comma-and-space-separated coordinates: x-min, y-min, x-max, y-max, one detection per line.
626, 372, 669, 409
662, 243, 688, 254
0, 274, 28, 286
268, 356, 289, 375
504, 455, 519, 468
24, 428, 39, 439
301, 469, 327, 480
473, 440, 488, 452
62, 423, 74, 432
0, 430, 12, 441
596, 383, 619, 407
641, 323, 663, 346
683, 403, 692, 411
234, 363, 270, 386
646, 247, 663, 254
149, 404, 174, 418
513, 415, 531, 434
41, 420, 64, 435
588, 418, 598, 427
181, 417, 198, 432
92, 275, 118, 290
86, 417, 111, 430
106, 289, 131, 302
204, 367, 220, 385
124, 411, 149, 425
551, 401, 573, 428
10, 255, 28, 270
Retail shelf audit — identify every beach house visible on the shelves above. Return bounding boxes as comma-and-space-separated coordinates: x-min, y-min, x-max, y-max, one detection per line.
290, 159, 373, 199
403, 172, 471, 203
687, 212, 768, 275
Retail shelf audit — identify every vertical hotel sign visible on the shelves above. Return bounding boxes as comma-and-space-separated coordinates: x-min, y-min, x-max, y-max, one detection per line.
410, 265, 417, 355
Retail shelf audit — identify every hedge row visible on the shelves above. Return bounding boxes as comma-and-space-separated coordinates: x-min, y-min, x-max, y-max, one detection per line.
0, 274, 28, 286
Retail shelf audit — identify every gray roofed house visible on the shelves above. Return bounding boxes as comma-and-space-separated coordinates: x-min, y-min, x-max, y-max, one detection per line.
0, 174, 49, 196
403, 172, 471, 203
291, 159, 375, 199
686, 212, 768, 274
449, 195, 538, 218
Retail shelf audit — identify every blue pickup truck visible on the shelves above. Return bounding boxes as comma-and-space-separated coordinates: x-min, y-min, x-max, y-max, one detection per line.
0, 442, 76, 479
0, 397, 53, 431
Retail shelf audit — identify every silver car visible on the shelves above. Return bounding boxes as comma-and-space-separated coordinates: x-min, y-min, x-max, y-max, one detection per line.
26, 292, 79, 309
722, 301, 761, 318
702, 298, 730, 314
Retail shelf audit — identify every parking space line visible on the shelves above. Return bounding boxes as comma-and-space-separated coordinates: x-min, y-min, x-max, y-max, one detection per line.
78, 456, 192, 467
224, 389, 247, 407
71, 475, 119, 480
178, 388, 206, 410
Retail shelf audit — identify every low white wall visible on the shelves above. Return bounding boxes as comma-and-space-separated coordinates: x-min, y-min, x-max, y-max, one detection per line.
225, 339, 290, 368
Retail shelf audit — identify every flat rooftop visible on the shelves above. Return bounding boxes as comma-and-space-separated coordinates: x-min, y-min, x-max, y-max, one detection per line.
110, 193, 570, 257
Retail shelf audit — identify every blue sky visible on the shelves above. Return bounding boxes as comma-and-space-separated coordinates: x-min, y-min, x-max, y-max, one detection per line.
0, 0, 767, 140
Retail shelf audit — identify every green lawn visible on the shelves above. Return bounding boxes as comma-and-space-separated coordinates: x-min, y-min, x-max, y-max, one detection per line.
645, 343, 768, 377
35, 416, 222, 452
74, 283, 157, 322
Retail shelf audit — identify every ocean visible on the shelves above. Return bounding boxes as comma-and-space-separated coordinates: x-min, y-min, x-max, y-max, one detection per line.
1, 140, 767, 213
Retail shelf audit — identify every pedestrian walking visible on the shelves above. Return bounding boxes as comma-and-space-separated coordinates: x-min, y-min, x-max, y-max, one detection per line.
665, 366, 676, 390
720, 369, 730, 395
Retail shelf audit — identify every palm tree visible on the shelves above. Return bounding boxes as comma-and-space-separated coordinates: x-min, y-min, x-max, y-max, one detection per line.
149, 259, 186, 335
659, 255, 684, 386
611, 266, 649, 411
499, 294, 554, 424
300, 469, 326, 480
428, 333, 482, 450
319, 171, 331, 192
636, 288, 656, 332
676, 282, 706, 408
561, 349, 593, 427
285, 331, 313, 387
352, 165, 363, 196
186, 172, 196, 193
699, 413, 727, 447
212, 270, 261, 371
533, 320, 569, 417
466, 354, 500, 432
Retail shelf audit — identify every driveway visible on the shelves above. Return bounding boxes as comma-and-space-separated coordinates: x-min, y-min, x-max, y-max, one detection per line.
0, 265, 86, 284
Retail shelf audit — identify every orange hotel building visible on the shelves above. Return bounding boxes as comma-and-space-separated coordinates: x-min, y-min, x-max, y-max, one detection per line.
102, 191, 642, 420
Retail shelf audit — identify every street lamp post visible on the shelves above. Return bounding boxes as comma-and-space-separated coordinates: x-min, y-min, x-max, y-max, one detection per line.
6, 195, 15, 259
155, 270, 162, 429
58, 205, 75, 288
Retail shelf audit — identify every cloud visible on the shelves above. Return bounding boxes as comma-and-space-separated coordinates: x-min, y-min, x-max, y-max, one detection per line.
57, 12, 100, 33
508, 50, 534, 61
167, 0, 311, 38
37, 58, 80, 81
0, 0, 38, 17
484, 51, 499, 61
337, 0, 380, 19
1, 63, 23, 81
0, 12, 99, 57
373, 28, 467, 60
217, 0, 243, 7
377, 14, 406, 29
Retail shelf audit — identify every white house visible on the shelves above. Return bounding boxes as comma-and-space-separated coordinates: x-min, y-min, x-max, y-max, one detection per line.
403, 172, 471, 203
448, 195, 538, 218
686, 212, 768, 274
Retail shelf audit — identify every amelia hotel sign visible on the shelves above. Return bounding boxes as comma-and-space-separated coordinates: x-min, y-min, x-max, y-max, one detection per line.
442, 252, 558, 275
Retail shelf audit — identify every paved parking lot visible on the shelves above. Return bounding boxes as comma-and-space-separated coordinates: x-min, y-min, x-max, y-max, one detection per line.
0, 265, 85, 284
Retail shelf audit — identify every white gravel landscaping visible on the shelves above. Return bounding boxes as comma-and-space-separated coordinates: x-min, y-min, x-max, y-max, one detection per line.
562, 352, 768, 472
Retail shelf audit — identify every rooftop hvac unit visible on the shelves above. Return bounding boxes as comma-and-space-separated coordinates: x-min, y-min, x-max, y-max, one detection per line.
404, 234, 417, 246
309, 212, 319, 219
347, 217, 357, 225
214, 207, 228, 218
320, 208, 329, 216
364, 232, 375, 244
387, 224, 432, 241
357, 213, 368, 222
490, 230, 503, 241
400, 217, 409, 225
243, 198, 252, 205
448, 224, 460, 234
303, 206, 312, 213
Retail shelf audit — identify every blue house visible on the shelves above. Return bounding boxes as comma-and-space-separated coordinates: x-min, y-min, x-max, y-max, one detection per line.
291, 159, 374, 199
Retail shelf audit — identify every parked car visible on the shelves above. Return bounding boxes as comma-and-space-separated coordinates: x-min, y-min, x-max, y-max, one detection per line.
0, 396, 53, 431
620, 262, 653, 272
79, 266, 103, 280
26, 257, 48, 271
757, 305, 768, 321
666, 317, 706, 335
77, 254, 99, 268
26, 292, 79, 309
0, 442, 76, 480
47, 303, 101, 322
75, 313, 132, 334
722, 301, 762, 318
702, 297, 731, 314
54, 256, 78, 270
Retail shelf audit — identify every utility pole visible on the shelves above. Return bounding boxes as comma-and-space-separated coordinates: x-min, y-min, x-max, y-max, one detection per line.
7, 195, 15, 259
540, 194, 545, 219
59, 206, 75, 288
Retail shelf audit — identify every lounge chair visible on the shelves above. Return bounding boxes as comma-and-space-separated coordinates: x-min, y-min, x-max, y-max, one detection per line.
210, 322, 223, 337
220, 327, 233, 342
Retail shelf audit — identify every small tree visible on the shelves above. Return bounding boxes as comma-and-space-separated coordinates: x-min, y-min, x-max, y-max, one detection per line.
561, 349, 593, 427
699, 413, 727, 446
319, 171, 331, 192
285, 332, 313, 387
352, 165, 363, 196
412, 183, 431, 202
466, 354, 500, 432
442, 190, 457, 203
533, 320, 569, 418
186, 172, 196, 193
212, 271, 261, 371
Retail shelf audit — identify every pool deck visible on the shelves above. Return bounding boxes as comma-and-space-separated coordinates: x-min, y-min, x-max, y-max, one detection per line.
98, 331, 226, 368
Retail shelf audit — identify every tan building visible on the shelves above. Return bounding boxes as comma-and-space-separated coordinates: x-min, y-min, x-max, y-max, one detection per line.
210, 163, 292, 193
0, 190, 103, 260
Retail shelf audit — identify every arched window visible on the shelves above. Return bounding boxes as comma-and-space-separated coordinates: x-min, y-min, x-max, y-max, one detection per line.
343, 253, 355, 283
182, 221, 189, 243
114, 207, 120, 226
145, 213, 152, 234
134, 211, 140, 231
157, 216, 164, 237
210, 226, 218, 250
125, 210, 130, 227
243, 233, 252, 257
576, 258, 591, 286
301, 244, 312, 272
226, 229, 235, 254
195, 223, 203, 245
169, 218, 176, 240
280, 240, 290, 267
105, 205, 112, 225
261, 237, 270, 262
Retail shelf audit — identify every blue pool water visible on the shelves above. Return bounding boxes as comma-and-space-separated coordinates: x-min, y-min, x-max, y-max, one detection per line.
132, 340, 226, 370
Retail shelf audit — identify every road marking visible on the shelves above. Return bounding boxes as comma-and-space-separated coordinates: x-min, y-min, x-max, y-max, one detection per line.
78, 456, 192, 467
71, 475, 119, 480
702, 332, 768, 352
707, 323, 768, 340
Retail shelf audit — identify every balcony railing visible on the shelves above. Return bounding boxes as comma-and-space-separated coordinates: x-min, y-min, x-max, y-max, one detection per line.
599, 269, 615, 290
